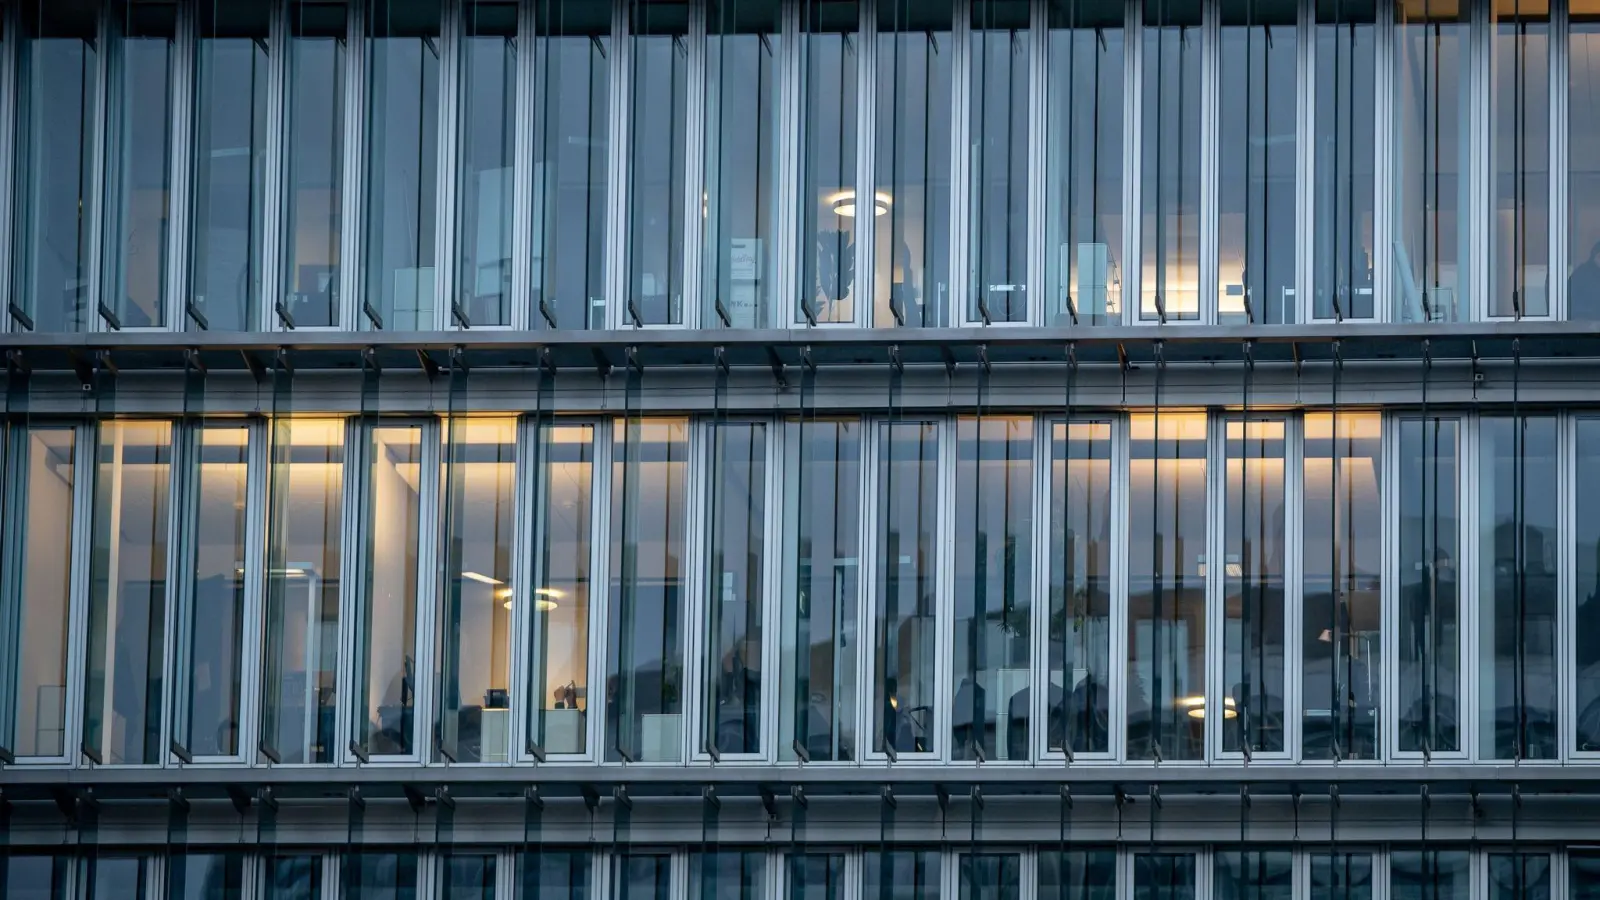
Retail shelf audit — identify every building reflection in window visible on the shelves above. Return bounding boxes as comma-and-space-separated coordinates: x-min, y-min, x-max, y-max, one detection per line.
702, 0, 781, 328
704, 423, 767, 755
261, 419, 344, 765
1490, 0, 1550, 318
104, 2, 176, 330
3, 856, 70, 900
282, 1, 347, 329
345, 853, 419, 900
1214, 853, 1291, 900
614, 856, 670, 900
798, 0, 862, 325
443, 855, 495, 900
167, 853, 245, 900
864, 852, 938, 900
87, 857, 148, 900
1397, 417, 1461, 753
84, 421, 173, 765
1039, 852, 1116, 900
960, 855, 1020, 900
1046, 0, 1124, 326
456, 1, 517, 327
607, 419, 689, 762
790, 856, 845, 900
1569, 854, 1600, 900
1573, 418, 1600, 750
627, 1, 689, 327
1312, 0, 1377, 321
1392, 0, 1470, 323
1217, 0, 1298, 324
1478, 415, 1558, 759
1134, 855, 1195, 900
1222, 419, 1287, 754
970, 0, 1030, 324
780, 419, 861, 762
1049, 421, 1112, 756
11, 2, 98, 333
1488, 855, 1551, 900
354, 424, 425, 757
0, 427, 77, 759
1569, 1, 1600, 320
953, 417, 1033, 760
1127, 413, 1206, 761
1140, 0, 1202, 322
874, 0, 952, 328
1310, 854, 1372, 900
364, 0, 441, 331
1390, 852, 1469, 900
438, 418, 517, 763
191, 2, 269, 332
175, 426, 251, 759
521, 851, 590, 900
529, 424, 594, 756
874, 420, 939, 755
264, 857, 322, 900
1302, 412, 1383, 760
698, 853, 763, 900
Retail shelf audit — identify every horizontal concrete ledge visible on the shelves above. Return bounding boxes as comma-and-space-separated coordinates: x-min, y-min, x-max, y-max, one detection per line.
4, 321, 1600, 375
2, 762, 1597, 803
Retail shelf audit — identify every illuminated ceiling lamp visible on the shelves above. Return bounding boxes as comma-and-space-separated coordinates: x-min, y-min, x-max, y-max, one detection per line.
828, 189, 892, 218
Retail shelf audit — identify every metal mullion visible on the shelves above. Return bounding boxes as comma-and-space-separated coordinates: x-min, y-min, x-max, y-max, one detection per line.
235, 416, 269, 766
588, 417, 614, 763
1122, 0, 1141, 325
437, 0, 465, 332
1553, 0, 1570, 321
1285, 414, 1305, 761
509, 0, 538, 331
55, 421, 97, 768
85, 2, 114, 333
0, 2, 20, 332
760, 412, 783, 764
1372, 0, 1394, 324
1295, 0, 1314, 324
1380, 409, 1399, 761
858, 415, 883, 763
335, 414, 367, 767
509, 414, 535, 764
774, 0, 801, 329
164, 416, 203, 764
1027, 0, 1047, 326
167, 0, 199, 331
338, 0, 368, 333
682, 0, 708, 330
1199, 0, 1220, 326
855, 0, 877, 328
1459, 412, 1479, 761
1205, 412, 1224, 762
685, 414, 712, 763
1110, 412, 1130, 763
932, 412, 957, 764
261, 0, 290, 332
1030, 411, 1051, 763
951, 0, 973, 327
1471, 0, 1492, 322
605, 0, 630, 331
413, 416, 445, 764
1559, 411, 1576, 762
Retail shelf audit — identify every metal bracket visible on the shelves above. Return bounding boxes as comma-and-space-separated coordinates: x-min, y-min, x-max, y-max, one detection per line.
417, 349, 442, 381
403, 785, 428, 814
791, 785, 807, 808
759, 785, 778, 819
767, 347, 788, 387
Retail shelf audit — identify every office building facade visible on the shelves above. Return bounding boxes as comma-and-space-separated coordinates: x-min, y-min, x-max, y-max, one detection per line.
1, 0, 1598, 899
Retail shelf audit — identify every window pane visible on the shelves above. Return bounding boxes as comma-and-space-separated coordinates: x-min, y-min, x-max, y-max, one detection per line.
1570, 5, 1600, 320
347, 854, 419, 900
264, 856, 323, 900
1046, 1, 1124, 326
283, 1, 346, 328
1140, 0, 1202, 322
1038, 852, 1116, 900
355, 425, 424, 756
1049, 421, 1112, 755
705, 423, 766, 755
0, 427, 76, 758
864, 852, 939, 900
970, 0, 1030, 323
1577, 419, 1600, 750
953, 417, 1032, 760
1309, 854, 1372, 900
627, 2, 689, 326
1571, 854, 1600, 900
960, 855, 1019, 900
530, 424, 594, 755
457, 1, 517, 327
1133, 855, 1195, 900
703, 0, 781, 328
439, 418, 516, 763
1397, 417, 1461, 753
1218, 1, 1297, 324
261, 419, 344, 764
85, 421, 173, 765
1213, 853, 1291, 900
1491, 0, 1550, 317
614, 856, 670, 900
875, 0, 952, 328
1222, 419, 1287, 754
1478, 416, 1558, 758
1303, 413, 1383, 760
798, 1, 861, 325
1390, 852, 1469, 900
364, 0, 441, 330
89, 858, 149, 900
177, 426, 251, 758
607, 418, 689, 761
780, 419, 861, 762
1312, 0, 1377, 320
2, 856, 70, 900
1127, 414, 1206, 760
790, 856, 845, 900
531, 0, 610, 330
1392, 0, 1470, 322
1488, 855, 1550, 900
11, 4, 98, 333
191, 3, 269, 331
105, 3, 175, 329
521, 851, 591, 900
444, 856, 496, 900
168, 853, 244, 900
699, 853, 764, 900
875, 420, 939, 754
